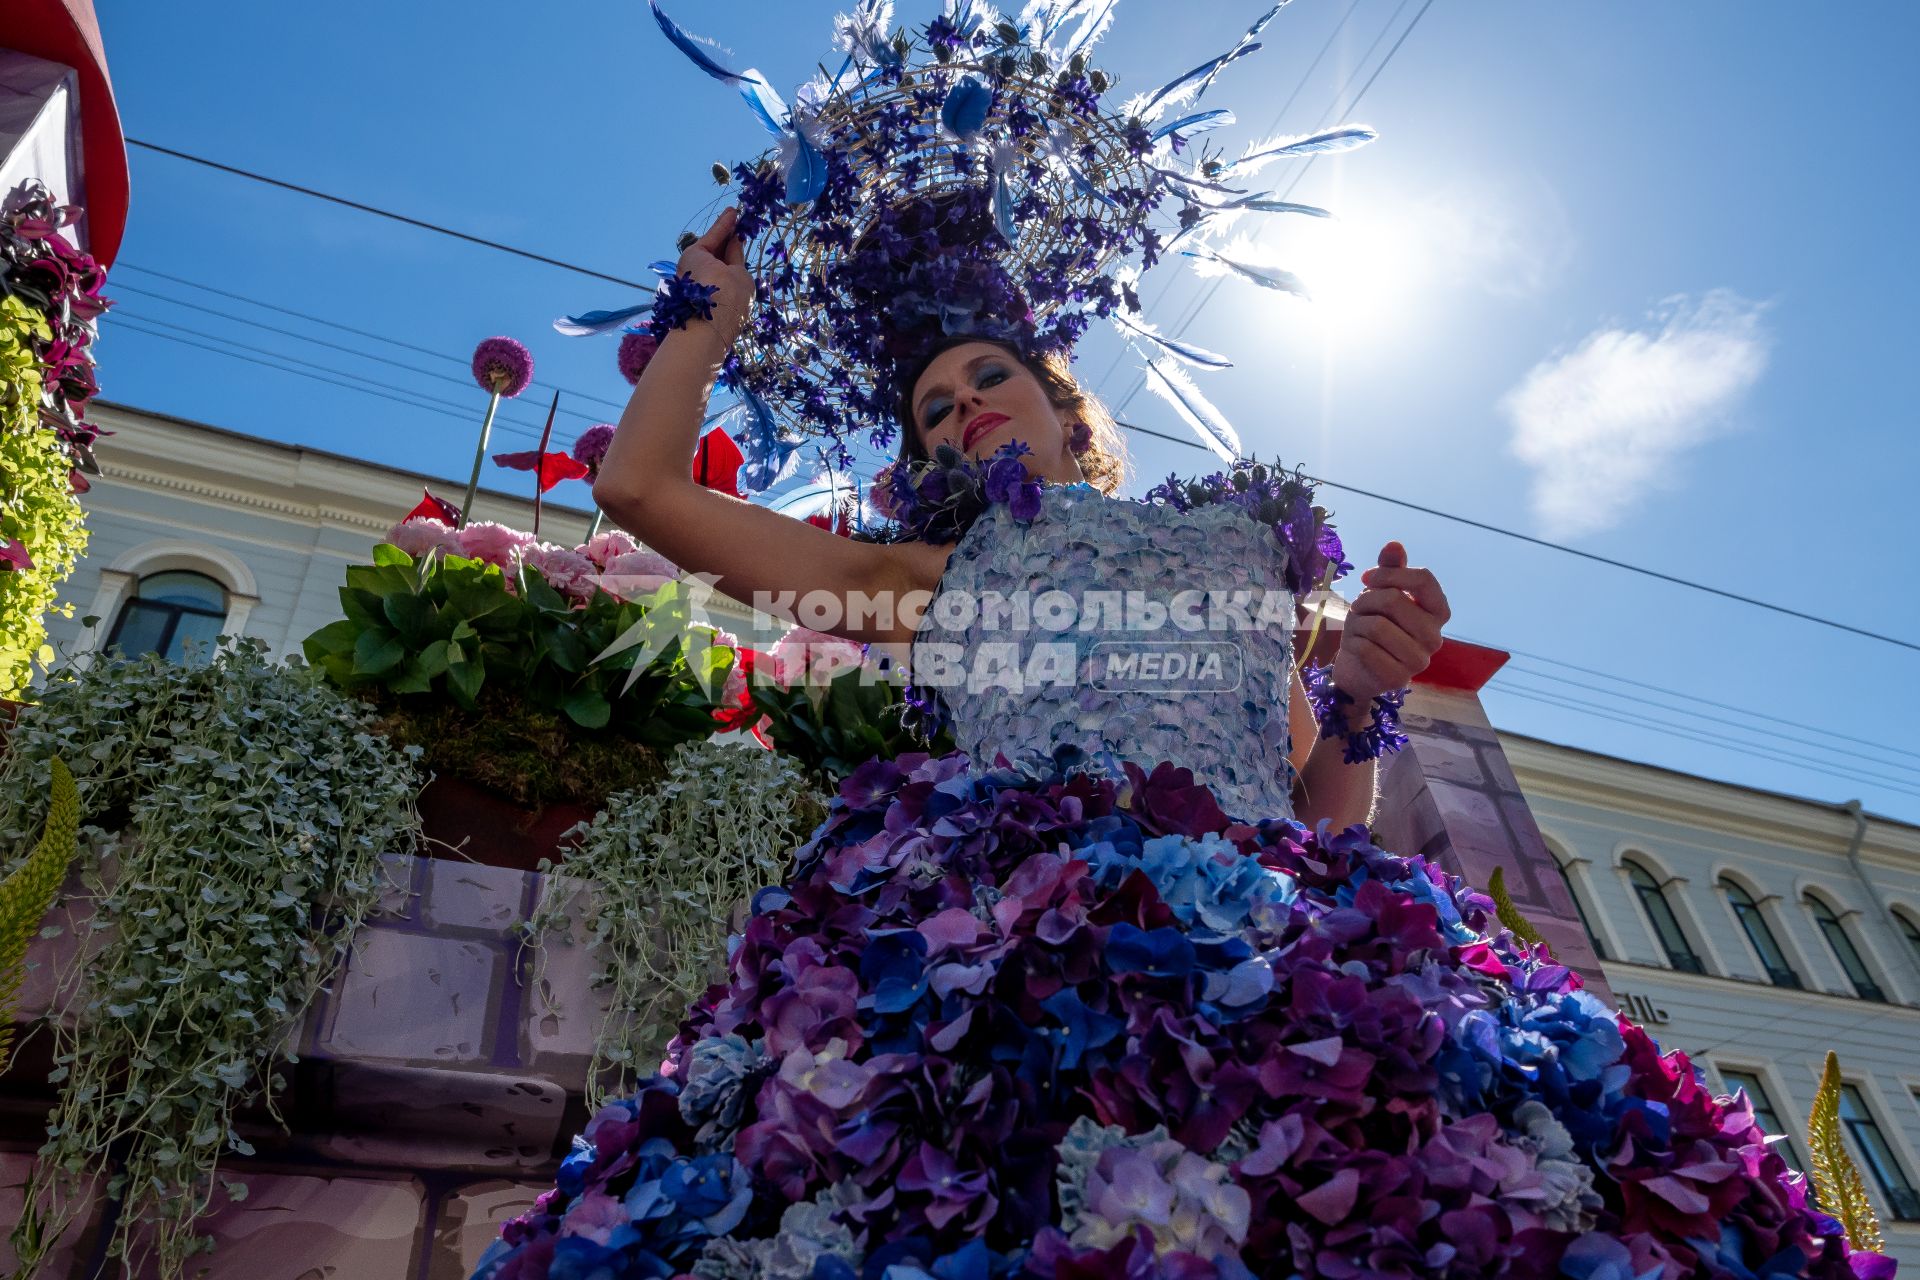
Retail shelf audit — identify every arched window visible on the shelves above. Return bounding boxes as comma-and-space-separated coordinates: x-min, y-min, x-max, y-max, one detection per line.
1805, 894, 1885, 1002
1625, 858, 1704, 973
105, 571, 228, 665
1720, 878, 1801, 989
1895, 910, 1920, 974
1554, 857, 1608, 961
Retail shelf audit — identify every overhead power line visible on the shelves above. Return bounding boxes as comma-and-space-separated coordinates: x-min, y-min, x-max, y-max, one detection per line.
116, 263, 633, 415
1489, 644, 1920, 765
1488, 681, 1920, 802
125, 138, 651, 290
106, 314, 554, 445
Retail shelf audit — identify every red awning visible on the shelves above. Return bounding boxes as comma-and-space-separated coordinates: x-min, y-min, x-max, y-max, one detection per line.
5, 0, 127, 266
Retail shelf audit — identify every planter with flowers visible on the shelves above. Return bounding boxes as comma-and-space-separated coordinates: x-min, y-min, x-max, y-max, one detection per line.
301, 514, 742, 868
0, 182, 111, 700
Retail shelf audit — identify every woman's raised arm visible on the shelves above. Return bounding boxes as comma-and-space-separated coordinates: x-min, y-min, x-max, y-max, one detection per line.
593, 208, 943, 646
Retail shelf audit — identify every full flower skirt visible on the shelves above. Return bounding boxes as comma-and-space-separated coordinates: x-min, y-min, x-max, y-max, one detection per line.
472, 747, 1880, 1280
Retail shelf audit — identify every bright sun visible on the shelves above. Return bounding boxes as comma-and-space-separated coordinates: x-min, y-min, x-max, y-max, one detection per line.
1286, 210, 1426, 338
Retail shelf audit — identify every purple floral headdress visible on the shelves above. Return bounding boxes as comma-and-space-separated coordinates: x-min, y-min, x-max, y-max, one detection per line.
556, 1, 1379, 488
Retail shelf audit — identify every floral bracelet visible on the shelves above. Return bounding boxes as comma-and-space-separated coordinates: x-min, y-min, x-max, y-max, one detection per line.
650, 272, 722, 334
1301, 660, 1410, 764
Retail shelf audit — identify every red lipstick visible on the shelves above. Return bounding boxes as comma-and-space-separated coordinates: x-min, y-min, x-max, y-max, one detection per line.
962, 412, 1009, 450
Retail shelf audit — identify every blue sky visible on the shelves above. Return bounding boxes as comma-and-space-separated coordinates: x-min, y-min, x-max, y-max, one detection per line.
92, 1, 1920, 820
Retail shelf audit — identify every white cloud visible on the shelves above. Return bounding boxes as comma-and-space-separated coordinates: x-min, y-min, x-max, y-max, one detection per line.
1500, 290, 1771, 539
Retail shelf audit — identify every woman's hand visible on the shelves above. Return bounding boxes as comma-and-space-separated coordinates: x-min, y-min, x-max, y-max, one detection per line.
676, 207, 756, 349
1330, 541, 1450, 714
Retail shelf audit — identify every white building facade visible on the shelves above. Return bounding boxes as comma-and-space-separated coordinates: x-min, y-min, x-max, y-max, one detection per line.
1508, 733, 1920, 1264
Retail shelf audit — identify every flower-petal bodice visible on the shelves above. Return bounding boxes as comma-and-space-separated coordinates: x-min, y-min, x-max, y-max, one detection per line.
912, 484, 1298, 822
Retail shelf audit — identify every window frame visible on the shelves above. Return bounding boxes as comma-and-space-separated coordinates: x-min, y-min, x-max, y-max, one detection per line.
1805, 892, 1886, 1003
1625, 857, 1705, 974
1837, 1081, 1920, 1221
1719, 877, 1801, 989
1715, 1065, 1804, 1174
105, 570, 230, 666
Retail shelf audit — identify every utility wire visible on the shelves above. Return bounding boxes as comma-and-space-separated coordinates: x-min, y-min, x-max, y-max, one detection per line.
114, 268, 629, 412
107, 317, 527, 434
1490, 674, 1920, 796
1488, 680, 1920, 801
1312, 474, 1919, 653
113, 283, 608, 427
1487, 644, 1920, 764
115, 263, 633, 415
106, 314, 553, 444
1498, 670, 1907, 776
125, 138, 650, 290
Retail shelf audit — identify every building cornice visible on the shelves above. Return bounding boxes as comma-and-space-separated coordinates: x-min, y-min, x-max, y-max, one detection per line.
1502, 735, 1920, 868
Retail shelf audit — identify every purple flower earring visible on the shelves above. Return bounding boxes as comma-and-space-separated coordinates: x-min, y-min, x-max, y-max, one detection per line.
1069, 422, 1093, 455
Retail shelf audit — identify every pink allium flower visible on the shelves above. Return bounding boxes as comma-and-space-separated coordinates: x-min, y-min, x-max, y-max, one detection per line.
601, 549, 679, 598
617, 331, 659, 386
385, 517, 463, 561
522, 543, 599, 604
767, 626, 867, 687
572, 423, 617, 474
471, 336, 534, 398
456, 520, 535, 569
579, 529, 639, 567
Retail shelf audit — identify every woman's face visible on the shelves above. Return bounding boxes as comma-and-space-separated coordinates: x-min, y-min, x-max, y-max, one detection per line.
909, 342, 1085, 484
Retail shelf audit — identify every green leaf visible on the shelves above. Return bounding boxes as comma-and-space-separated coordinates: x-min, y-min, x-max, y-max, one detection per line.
381, 591, 436, 643
301, 619, 360, 663
371, 543, 415, 568
562, 687, 612, 730
386, 663, 433, 695
446, 659, 485, 706
352, 629, 405, 676
522, 569, 569, 614
414, 639, 451, 678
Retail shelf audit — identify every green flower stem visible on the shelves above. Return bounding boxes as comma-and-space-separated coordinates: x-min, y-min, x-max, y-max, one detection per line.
458, 391, 503, 529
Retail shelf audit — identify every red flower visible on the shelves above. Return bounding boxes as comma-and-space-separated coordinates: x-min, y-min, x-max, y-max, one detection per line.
403, 489, 463, 525
493, 450, 593, 493
806, 501, 855, 537
712, 647, 766, 732
0, 537, 33, 572
693, 426, 744, 498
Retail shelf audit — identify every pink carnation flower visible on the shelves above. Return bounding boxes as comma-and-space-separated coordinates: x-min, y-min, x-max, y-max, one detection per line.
602, 549, 679, 599
767, 626, 868, 687
456, 521, 535, 569
522, 543, 599, 605
386, 517, 463, 561
580, 529, 639, 567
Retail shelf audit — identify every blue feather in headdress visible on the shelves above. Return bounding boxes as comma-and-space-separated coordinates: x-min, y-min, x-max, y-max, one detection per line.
553, 302, 657, 338
1181, 246, 1312, 299
786, 133, 828, 204
1136, 2, 1285, 122
1142, 357, 1241, 461
1224, 125, 1378, 177
1150, 108, 1235, 143
651, 2, 792, 135
1111, 312, 1233, 369
942, 76, 993, 140
1058, 0, 1120, 61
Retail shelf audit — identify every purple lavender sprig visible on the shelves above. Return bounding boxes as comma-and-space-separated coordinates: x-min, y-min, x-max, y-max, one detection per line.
1301, 660, 1409, 764
649, 272, 722, 335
